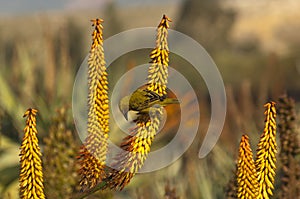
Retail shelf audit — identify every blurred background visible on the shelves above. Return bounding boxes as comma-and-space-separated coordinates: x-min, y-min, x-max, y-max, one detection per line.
0, 0, 300, 198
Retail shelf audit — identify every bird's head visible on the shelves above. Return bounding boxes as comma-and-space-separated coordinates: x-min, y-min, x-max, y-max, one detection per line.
119, 95, 130, 120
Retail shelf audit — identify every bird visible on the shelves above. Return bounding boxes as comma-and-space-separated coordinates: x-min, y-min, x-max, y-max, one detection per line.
119, 87, 179, 121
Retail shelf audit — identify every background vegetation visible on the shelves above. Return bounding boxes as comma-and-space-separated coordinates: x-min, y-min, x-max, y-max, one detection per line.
1, 0, 300, 198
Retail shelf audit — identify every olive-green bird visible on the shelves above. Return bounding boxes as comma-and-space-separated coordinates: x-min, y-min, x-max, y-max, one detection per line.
119, 88, 179, 121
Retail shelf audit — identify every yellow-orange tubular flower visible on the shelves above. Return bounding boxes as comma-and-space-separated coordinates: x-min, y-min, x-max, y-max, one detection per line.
237, 135, 259, 199
147, 14, 171, 96
255, 102, 277, 199
19, 108, 45, 199
77, 18, 110, 191
106, 15, 172, 190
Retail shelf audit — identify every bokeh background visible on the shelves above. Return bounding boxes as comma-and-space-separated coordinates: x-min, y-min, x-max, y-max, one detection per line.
1, 0, 300, 198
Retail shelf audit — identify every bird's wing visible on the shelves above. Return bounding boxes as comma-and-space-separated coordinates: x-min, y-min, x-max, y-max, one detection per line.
130, 89, 163, 112
144, 89, 163, 102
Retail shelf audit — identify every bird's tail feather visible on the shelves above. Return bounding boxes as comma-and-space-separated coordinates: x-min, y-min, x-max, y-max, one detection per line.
162, 98, 179, 105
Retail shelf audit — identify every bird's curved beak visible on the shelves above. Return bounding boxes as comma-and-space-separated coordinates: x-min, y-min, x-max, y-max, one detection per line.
123, 110, 129, 121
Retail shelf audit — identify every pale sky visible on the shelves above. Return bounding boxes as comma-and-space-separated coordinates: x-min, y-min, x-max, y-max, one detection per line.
0, 0, 180, 15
